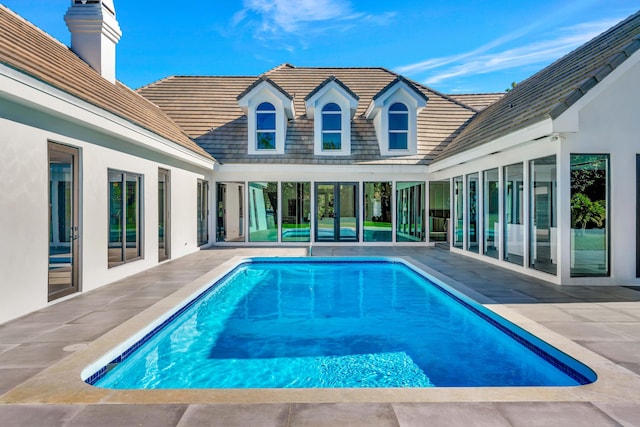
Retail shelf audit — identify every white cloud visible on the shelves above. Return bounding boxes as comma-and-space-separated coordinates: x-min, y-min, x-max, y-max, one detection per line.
232, 0, 394, 42
397, 17, 621, 88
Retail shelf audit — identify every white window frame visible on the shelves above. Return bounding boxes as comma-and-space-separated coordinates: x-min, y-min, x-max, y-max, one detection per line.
305, 81, 358, 156
238, 80, 294, 155
366, 80, 427, 156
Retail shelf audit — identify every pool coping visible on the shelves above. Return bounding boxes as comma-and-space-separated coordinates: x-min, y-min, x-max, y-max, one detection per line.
2, 255, 640, 405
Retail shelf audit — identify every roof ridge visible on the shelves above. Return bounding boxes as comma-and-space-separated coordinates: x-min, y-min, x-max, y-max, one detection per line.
263, 63, 296, 75
449, 92, 506, 96
135, 75, 177, 92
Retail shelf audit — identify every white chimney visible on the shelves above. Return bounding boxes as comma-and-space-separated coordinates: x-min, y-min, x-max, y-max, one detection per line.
64, 0, 122, 83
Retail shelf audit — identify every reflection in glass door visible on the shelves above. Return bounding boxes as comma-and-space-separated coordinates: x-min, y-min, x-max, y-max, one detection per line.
315, 183, 358, 242
48, 142, 79, 301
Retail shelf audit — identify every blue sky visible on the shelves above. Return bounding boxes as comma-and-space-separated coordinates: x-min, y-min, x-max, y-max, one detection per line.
2, 0, 637, 92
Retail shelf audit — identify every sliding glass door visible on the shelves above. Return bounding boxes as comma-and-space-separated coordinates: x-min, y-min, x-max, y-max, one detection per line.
315, 183, 358, 242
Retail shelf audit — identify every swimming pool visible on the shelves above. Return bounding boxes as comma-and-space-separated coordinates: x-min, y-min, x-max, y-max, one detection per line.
85, 257, 596, 389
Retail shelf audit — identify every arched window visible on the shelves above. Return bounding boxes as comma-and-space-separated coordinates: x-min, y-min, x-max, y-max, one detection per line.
321, 103, 342, 150
256, 102, 276, 150
388, 102, 408, 150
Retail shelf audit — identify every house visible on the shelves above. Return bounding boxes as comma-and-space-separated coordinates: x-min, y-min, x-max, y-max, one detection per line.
0, 0, 638, 323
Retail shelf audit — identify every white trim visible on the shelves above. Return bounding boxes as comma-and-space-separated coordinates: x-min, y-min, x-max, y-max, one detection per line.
237, 80, 294, 156
366, 81, 426, 156
305, 81, 358, 156
428, 119, 554, 174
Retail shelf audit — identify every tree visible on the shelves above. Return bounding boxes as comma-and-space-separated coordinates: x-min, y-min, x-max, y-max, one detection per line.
570, 193, 606, 230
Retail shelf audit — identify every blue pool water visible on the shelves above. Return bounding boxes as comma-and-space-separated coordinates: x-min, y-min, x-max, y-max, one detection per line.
88, 258, 596, 389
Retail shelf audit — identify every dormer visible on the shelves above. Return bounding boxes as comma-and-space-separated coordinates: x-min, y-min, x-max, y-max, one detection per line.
237, 77, 295, 155
366, 76, 428, 156
305, 76, 359, 156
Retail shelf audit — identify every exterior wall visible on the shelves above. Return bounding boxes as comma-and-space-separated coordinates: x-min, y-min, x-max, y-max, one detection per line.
429, 134, 562, 284
428, 51, 640, 286
0, 97, 211, 324
558, 51, 640, 285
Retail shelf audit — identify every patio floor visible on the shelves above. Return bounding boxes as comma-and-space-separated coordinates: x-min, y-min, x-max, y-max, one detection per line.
1, 246, 640, 426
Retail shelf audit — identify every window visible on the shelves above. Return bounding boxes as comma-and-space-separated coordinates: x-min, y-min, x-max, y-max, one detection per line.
570, 154, 609, 277
396, 182, 425, 242
504, 163, 524, 265
238, 78, 294, 155
467, 172, 479, 253
305, 77, 357, 156
256, 102, 276, 150
483, 168, 499, 259
197, 179, 209, 246
453, 176, 463, 248
530, 156, 557, 275
216, 182, 245, 242
364, 182, 392, 242
365, 77, 427, 156
281, 182, 311, 242
158, 168, 170, 262
108, 169, 143, 267
388, 103, 408, 150
249, 182, 278, 242
321, 103, 342, 150
429, 180, 450, 243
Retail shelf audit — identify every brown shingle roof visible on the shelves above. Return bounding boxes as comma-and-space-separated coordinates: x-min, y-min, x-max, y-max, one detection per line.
138, 65, 476, 165
0, 5, 212, 161
436, 11, 640, 162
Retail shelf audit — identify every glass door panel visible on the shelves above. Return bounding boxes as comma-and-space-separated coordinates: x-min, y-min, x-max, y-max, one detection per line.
197, 180, 209, 246
530, 156, 557, 274
48, 143, 79, 301
467, 173, 479, 252
339, 183, 358, 242
158, 169, 170, 262
315, 183, 359, 242
316, 184, 336, 241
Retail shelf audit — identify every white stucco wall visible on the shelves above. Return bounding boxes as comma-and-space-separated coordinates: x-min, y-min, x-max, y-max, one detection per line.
0, 95, 212, 324
559, 50, 640, 285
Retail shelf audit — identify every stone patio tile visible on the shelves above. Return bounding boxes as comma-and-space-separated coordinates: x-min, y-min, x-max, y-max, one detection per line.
69, 308, 141, 329
496, 402, 619, 426
0, 342, 68, 368
617, 362, 640, 376
560, 306, 638, 322
67, 404, 187, 427
103, 296, 162, 310
540, 321, 632, 342
393, 402, 510, 427
21, 323, 109, 343
289, 403, 400, 427
0, 404, 84, 427
606, 322, 640, 340
177, 404, 290, 427
0, 343, 17, 356
0, 368, 41, 395
507, 304, 580, 321
594, 402, 640, 426
578, 341, 640, 365
0, 322, 66, 343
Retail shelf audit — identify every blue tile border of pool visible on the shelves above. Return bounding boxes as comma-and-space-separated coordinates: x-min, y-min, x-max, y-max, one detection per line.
85, 257, 594, 387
